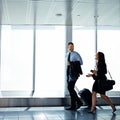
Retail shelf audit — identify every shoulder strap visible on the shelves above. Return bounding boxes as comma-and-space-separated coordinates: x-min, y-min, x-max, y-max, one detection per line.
108, 70, 113, 79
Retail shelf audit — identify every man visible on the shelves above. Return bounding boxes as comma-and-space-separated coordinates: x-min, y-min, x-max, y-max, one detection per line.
66, 42, 83, 110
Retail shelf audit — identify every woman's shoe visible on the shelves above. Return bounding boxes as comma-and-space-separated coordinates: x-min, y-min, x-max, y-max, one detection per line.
88, 107, 96, 113
112, 105, 116, 113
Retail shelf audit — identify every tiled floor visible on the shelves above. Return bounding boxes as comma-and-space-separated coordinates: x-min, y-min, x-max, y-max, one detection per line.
0, 106, 119, 120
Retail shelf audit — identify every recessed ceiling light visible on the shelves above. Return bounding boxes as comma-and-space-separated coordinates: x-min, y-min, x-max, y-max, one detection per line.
56, 13, 62, 16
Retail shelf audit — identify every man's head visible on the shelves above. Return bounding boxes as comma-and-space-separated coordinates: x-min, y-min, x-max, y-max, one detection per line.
68, 42, 74, 52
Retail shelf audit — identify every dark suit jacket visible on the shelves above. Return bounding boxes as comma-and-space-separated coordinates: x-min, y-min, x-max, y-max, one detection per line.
70, 61, 83, 78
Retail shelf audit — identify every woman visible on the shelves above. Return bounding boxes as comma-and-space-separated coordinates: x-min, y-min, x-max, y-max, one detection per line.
86, 52, 116, 113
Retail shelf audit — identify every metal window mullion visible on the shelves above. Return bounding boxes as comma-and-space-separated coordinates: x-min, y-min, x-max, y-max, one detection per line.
65, 1, 72, 97
32, 2, 37, 96
0, 0, 3, 90
94, 0, 98, 53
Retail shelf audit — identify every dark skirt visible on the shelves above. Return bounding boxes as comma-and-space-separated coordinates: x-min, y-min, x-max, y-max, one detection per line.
92, 80, 106, 95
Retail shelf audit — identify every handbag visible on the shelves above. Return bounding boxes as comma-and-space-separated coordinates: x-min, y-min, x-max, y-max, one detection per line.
103, 71, 115, 91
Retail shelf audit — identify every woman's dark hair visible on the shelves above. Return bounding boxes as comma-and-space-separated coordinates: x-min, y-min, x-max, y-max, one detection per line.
98, 52, 106, 63
97, 52, 107, 74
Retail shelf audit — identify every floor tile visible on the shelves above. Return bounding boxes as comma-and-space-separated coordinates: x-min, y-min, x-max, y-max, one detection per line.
0, 106, 119, 120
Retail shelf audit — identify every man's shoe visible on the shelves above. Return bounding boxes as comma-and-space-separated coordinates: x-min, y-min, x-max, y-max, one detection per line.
76, 102, 83, 109
65, 107, 76, 110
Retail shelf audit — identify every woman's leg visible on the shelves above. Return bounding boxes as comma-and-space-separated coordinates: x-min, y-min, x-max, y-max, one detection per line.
91, 91, 97, 111
100, 94, 116, 111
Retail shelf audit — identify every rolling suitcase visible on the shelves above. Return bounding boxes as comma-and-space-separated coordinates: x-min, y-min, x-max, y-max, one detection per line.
78, 88, 92, 108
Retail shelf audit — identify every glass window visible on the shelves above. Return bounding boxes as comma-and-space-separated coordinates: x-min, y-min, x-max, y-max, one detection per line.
35, 26, 65, 97
97, 29, 120, 91
73, 27, 95, 91
1, 25, 33, 92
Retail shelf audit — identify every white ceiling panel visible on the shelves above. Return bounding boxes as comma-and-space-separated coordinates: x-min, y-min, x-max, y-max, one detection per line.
72, 2, 95, 26
2, 0, 30, 24
36, 1, 66, 24
0, 0, 120, 26
98, 1, 120, 26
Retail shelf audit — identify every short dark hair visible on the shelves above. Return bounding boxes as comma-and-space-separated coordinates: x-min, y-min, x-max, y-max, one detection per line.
68, 42, 74, 46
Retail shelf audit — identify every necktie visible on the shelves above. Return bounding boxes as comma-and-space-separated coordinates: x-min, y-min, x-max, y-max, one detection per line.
68, 52, 71, 62
67, 52, 71, 76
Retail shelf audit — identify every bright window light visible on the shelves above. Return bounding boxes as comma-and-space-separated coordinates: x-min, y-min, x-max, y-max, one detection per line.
1, 25, 33, 91
35, 26, 65, 97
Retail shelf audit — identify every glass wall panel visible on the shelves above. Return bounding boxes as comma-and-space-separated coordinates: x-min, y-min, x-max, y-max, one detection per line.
73, 27, 95, 91
35, 26, 65, 97
97, 29, 120, 91
1, 25, 33, 92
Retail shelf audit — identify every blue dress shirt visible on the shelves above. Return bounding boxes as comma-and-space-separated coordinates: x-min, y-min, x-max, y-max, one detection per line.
66, 51, 83, 65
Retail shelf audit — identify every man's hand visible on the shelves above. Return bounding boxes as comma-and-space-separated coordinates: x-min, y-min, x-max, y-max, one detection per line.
86, 74, 93, 77
67, 61, 71, 65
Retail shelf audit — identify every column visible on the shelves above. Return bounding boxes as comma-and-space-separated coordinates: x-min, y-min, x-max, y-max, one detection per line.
65, 1, 73, 96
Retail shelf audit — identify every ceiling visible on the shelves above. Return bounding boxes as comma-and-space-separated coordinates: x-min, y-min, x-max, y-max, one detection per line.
0, 0, 120, 26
